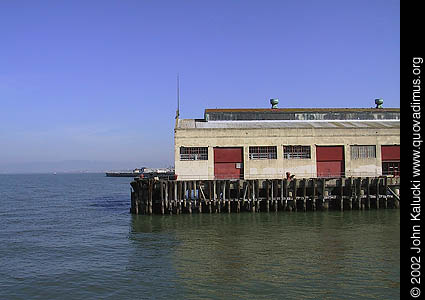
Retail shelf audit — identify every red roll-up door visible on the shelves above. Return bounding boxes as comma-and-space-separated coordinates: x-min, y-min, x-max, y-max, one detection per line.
214, 148, 243, 179
382, 145, 400, 176
316, 146, 345, 177
381, 145, 400, 161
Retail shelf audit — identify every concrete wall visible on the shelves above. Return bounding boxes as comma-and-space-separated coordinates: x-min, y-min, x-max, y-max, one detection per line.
174, 126, 400, 180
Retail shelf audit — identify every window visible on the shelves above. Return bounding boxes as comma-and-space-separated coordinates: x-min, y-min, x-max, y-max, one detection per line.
283, 146, 311, 159
382, 162, 400, 176
350, 145, 376, 159
180, 147, 208, 160
249, 146, 277, 159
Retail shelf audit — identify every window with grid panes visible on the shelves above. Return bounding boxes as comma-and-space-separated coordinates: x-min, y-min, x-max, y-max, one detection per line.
283, 146, 311, 159
382, 161, 400, 176
180, 147, 208, 160
249, 146, 277, 159
350, 145, 376, 159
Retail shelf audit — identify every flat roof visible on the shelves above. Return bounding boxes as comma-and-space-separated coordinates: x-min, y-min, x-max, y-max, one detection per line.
177, 119, 400, 129
204, 108, 400, 121
205, 108, 400, 113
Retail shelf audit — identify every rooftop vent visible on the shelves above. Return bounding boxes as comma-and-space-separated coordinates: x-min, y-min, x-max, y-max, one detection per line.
375, 98, 384, 109
270, 98, 279, 109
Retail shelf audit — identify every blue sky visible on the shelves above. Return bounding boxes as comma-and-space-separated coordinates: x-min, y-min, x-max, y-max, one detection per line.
0, 0, 400, 172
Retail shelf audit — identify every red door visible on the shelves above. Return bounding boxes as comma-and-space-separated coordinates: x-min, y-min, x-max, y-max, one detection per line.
381, 145, 400, 176
214, 148, 243, 179
316, 146, 344, 177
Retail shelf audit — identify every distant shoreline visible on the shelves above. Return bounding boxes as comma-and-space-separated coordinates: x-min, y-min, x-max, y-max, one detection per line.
0, 171, 106, 175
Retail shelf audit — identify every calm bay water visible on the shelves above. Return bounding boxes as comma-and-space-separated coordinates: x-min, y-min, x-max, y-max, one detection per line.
0, 173, 399, 299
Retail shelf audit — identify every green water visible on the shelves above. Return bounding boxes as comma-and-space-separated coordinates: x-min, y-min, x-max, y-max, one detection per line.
131, 211, 400, 299
0, 174, 399, 299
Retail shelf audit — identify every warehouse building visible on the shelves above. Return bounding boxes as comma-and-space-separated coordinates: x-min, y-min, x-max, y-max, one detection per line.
174, 102, 400, 180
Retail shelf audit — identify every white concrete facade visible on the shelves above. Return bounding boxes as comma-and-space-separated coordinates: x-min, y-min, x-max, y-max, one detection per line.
174, 118, 400, 180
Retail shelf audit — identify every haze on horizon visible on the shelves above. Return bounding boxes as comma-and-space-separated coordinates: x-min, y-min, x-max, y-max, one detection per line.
0, 0, 400, 173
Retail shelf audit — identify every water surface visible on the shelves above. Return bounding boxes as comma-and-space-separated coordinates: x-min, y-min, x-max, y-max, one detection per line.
0, 173, 400, 299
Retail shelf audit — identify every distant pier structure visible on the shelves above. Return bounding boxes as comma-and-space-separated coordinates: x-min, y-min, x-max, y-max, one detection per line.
130, 100, 400, 214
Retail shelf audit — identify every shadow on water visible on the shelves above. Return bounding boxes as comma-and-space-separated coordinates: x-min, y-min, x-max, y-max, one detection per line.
90, 195, 130, 211
128, 211, 400, 300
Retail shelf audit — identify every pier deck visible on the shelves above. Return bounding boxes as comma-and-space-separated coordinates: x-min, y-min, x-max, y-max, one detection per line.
130, 177, 400, 215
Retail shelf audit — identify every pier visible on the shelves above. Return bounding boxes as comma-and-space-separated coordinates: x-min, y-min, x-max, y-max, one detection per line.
130, 177, 400, 215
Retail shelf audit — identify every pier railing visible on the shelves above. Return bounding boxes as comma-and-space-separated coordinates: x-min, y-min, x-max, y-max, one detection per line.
130, 177, 400, 215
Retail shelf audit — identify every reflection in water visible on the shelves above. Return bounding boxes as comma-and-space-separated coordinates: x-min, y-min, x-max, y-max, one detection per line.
130, 211, 399, 299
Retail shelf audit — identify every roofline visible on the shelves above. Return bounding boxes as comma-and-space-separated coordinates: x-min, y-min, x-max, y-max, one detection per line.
205, 108, 400, 113
178, 119, 401, 122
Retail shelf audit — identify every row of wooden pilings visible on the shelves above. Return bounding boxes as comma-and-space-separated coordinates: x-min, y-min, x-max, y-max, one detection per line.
130, 177, 400, 215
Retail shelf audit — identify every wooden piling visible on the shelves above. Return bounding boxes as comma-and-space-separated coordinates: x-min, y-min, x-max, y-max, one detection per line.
178, 181, 183, 213
242, 181, 247, 209
280, 179, 284, 211
293, 178, 297, 211
208, 181, 212, 213
213, 180, 217, 213
273, 180, 278, 212
284, 179, 288, 211
375, 178, 380, 209
312, 179, 316, 211
302, 179, 307, 212
340, 178, 344, 212
366, 177, 371, 210
134, 185, 139, 215
193, 181, 197, 212
148, 181, 153, 215
320, 178, 325, 210
188, 181, 192, 214
349, 178, 353, 210
130, 176, 400, 215
395, 189, 400, 208
252, 180, 256, 213
183, 181, 187, 209
266, 180, 270, 213
217, 181, 222, 213
252, 180, 256, 212
237, 180, 241, 213
384, 177, 388, 209
160, 181, 164, 215
357, 177, 362, 210
227, 181, 231, 213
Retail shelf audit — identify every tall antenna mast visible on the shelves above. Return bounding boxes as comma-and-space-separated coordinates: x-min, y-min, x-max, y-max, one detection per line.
176, 73, 180, 119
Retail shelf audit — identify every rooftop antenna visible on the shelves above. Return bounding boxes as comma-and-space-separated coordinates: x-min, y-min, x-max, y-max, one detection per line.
176, 73, 180, 119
